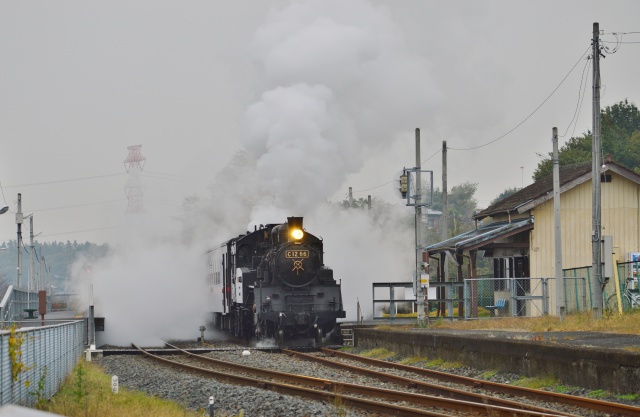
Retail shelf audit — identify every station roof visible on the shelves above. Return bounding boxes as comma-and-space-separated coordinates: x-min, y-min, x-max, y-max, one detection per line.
474, 155, 640, 221
422, 217, 533, 254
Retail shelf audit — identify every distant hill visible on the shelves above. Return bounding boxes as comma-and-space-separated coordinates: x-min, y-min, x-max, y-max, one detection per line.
0, 240, 109, 293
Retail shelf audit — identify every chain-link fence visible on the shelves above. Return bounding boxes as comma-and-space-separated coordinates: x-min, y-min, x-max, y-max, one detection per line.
564, 262, 640, 313
0, 320, 84, 406
373, 273, 600, 321
464, 278, 548, 318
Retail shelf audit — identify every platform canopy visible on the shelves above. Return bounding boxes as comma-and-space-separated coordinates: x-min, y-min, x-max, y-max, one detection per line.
421, 217, 533, 255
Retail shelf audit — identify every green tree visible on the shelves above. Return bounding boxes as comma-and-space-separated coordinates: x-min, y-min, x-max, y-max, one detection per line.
533, 99, 640, 180
490, 186, 520, 206
430, 182, 478, 238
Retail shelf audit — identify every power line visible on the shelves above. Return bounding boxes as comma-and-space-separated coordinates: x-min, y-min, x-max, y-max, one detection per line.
448, 46, 591, 151
352, 44, 594, 196
32, 199, 126, 212
561, 56, 591, 138
3, 173, 126, 188
0, 182, 10, 211
353, 181, 394, 193
39, 226, 116, 238
2, 170, 205, 189
353, 148, 441, 194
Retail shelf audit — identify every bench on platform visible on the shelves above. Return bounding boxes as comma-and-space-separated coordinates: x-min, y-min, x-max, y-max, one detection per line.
24, 308, 38, 319
485, 299, 507, 317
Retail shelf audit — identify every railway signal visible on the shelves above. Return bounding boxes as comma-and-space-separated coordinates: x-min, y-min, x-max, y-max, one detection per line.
399, 173, 408, 198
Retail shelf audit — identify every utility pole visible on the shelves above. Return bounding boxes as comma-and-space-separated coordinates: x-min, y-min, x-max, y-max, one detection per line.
40, 252, 45, 291
28, 215, 34, 309
442, 141, 448, 283
553, 127, 565, 318
348, 187, 353, 208
591, 22, 603, 317
415, 128, 426, 327
16, 194, 23, 288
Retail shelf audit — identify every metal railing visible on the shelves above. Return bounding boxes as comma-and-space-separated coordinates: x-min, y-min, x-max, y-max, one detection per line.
373, 276, 592, 320
0, 285, 50, 323
0, 320, 84, 406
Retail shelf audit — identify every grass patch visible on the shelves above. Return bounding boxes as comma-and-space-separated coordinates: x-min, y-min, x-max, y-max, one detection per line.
360, 348, 395, 360
617, 393, 639, 401
399, 356, 425, 366
425, 359, 462, 370
479, 370, 497, 379
511, 375, 559, 389
426, 310, 640, 334
587, 389, 610, 399
426, 358, 444, 367
44, 361, 207, 417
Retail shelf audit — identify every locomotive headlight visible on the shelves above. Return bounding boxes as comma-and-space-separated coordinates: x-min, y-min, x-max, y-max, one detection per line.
291, 228, 304, 240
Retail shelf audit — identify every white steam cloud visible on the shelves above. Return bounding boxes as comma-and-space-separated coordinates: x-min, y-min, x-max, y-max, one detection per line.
243, 0, 439, 218
74, 0, 433, 346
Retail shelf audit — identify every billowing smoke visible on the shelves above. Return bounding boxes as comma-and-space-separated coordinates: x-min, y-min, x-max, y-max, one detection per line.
243, 0, 439, 218
74, 0, 433, 346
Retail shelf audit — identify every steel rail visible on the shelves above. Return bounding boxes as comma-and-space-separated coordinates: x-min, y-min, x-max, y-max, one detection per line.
132, 344, 450, 417
318, 347, 640, 417
284, 348, 581, 416
166, 343, 569, 417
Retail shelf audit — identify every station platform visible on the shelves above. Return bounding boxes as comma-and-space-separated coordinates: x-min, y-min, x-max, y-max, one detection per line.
351, 325, 640, 395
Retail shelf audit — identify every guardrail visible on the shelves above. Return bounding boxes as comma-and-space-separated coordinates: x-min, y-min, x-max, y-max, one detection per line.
0, 285, 50, 322
0, 319, 85, 406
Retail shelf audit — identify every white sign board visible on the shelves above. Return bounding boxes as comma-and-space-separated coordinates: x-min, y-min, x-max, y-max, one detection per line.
111, 375, 119, 394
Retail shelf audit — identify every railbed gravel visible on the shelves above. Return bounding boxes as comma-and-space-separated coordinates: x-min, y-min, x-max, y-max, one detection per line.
95, 347, 368, 417
95, 341, 638, 417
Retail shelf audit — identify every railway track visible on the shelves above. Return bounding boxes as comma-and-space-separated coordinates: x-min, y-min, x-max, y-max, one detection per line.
132, 343, 582, 416
285, 347, 640, 417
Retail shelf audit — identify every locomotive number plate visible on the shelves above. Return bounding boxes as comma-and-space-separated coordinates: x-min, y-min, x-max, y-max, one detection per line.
286, 250, 309, 258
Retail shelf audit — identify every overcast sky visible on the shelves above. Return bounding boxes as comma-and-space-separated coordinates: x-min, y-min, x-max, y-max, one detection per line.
1, 0, 640, 245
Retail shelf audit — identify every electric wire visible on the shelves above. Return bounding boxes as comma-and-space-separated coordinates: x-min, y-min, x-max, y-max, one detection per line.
32, 199, 126, 212
352, 148, 441, 194
561, 55, 591, 138
15, 233, 51, 289
39, 226, 115, 238
3, 173, 126, 188
0, 182, 11, 212
448, 46, 591, 151
352, 44, 593, 196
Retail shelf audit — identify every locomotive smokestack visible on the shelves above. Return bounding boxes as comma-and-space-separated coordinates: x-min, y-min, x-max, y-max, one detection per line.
287, 217, 303, 229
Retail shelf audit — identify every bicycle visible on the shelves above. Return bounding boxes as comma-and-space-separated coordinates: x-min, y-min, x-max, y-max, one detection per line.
605, 278, 640, 313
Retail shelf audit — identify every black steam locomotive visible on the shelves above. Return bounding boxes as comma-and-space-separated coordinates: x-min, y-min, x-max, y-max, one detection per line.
207, 217, 345, 344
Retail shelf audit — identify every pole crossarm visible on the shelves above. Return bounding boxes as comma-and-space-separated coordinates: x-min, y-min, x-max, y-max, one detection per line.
402, 167, 434, 207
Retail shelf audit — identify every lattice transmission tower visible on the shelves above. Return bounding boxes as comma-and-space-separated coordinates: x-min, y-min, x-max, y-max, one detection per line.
123, 145, 146, 213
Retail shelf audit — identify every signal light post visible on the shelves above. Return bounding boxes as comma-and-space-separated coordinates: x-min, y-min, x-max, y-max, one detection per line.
399, 128, 434, 327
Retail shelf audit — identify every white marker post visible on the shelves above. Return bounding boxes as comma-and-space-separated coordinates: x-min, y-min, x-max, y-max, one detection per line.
208, 395, 215, 417
111, 376, 119, 394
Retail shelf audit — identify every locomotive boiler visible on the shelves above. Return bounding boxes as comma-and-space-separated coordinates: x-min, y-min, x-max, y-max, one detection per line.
207, 217, 345, 344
